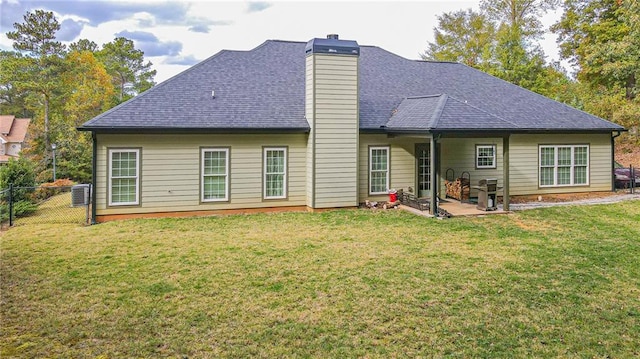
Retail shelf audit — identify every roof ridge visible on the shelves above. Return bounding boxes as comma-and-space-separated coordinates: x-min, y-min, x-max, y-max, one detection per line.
268, 39, 307, 44
415, 59, 459, 64
430, 94, 449, 129
406, 94, 442, 100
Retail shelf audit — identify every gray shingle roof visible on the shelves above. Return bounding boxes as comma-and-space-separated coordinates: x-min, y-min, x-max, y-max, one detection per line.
80, 40, 624, 133
385, 94, 519, 131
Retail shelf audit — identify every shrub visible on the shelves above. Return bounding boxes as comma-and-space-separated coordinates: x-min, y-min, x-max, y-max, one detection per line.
31, 179, 76, 202
0, 203, 8, 222
0, 157, 36, 203
0, 200, 38, 220
13, 200, 38, 217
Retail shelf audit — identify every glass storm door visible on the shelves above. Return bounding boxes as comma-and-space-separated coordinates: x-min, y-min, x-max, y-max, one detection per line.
417, 144, 431, 198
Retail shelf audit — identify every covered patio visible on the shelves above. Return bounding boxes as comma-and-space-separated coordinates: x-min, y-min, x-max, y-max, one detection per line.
398, 195, 508, 218
384, 94, 513, 218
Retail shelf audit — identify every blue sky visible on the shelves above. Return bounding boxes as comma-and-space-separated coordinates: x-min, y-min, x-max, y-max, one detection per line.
0, 0, 564, 83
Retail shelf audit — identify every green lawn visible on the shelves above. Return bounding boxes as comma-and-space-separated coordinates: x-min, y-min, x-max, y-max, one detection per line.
1, 202, 639, 358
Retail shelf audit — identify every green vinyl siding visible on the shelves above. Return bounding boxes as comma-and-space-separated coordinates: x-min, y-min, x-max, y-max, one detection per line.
95, 134, 307, 216
359, 134, 421, 202
306, 53, 359, 208
509, 133, 611, 195
439, 138, 504, 198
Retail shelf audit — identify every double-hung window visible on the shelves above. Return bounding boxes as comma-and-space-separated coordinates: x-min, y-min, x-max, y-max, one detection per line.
539, 145, 589, 187
201, 148, 229, 202
476, 145, 496, 169
369, 146, 390, 195
264, 147, 287, 199
109, 148, 140, 206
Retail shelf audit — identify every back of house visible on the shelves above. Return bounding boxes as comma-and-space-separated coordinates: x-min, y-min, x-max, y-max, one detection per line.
80, 34, 624, 222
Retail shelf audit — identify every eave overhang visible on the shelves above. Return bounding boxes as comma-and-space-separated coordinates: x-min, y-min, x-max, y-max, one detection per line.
77, 126, 311, 134
364, 127, 626, 137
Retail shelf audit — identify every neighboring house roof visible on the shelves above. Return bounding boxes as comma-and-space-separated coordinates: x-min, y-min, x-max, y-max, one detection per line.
0, 115, 14, 134
0, 115, 30, 142
80, 40, 624, 133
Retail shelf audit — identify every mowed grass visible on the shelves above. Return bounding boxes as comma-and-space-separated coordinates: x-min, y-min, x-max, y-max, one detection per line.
16, 192, 88, 225
1, 202, 639, 358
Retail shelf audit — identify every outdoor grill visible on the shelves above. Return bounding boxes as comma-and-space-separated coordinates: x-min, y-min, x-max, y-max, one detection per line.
476, 178, 498, 211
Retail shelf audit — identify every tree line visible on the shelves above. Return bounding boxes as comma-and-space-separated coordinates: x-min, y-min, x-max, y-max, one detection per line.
0, 10, 156, 183
2, 2, 638, 186
423, 0, 639, 140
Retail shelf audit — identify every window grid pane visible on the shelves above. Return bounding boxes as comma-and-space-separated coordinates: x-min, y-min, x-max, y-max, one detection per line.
371, 172, 387, 193
540, 167, 554, 186
574, 166, 587, 184
112, 178, 136, 203
264, 149, 286, 198
574, 147, 587, 166
557, 166, 571, 185
558, 147, 572, 166
266, 174, 284, 197
110, 150, 138, 205
418, 148, 431, 192
477, 146, 495, 168
539, 145, 588, 187
204, 151, 226, 176
370, 147, 389, 194
203, 176, 225, 199
202, 149, 228, 201
541, 147, 555, 167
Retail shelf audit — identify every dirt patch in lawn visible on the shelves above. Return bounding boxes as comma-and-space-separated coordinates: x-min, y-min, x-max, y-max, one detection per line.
509, 191, 627, 204
615, 141, 640, 169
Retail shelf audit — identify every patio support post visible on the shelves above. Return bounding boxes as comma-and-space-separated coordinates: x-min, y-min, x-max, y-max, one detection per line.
503, 134, 510, 211
430, 133, 438, 216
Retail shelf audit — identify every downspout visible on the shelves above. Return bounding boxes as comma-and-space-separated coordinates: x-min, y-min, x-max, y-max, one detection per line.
611, 131, 622, 192
91, 132, 98, 224
502, 134, 510, 211
429, 132, 439, 217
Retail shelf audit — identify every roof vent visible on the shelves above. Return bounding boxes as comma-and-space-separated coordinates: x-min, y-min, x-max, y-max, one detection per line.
327, 34, 339, 40
211, 90, 215, 98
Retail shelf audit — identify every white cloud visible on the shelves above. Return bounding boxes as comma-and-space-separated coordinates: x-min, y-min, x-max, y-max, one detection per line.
0, 0, 566, 83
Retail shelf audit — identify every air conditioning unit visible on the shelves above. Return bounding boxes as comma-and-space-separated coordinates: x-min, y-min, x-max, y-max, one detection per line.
71, 184, 91, 207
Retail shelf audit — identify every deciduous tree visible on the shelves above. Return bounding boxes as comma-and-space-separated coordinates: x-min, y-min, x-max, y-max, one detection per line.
422, 9, 496, 68
481, 0, 560, 38
553, 0, 639, 134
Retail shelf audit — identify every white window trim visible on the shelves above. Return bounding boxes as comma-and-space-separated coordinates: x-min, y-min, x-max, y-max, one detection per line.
201, 148, 229, 202
539, 145, 589, 187
108, 148, 140, 206
476, 144, 496, 169
369, 146, 390, 195
263, 147, 287, 200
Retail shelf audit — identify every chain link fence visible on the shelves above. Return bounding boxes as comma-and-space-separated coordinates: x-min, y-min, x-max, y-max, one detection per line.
0, 184, 91, 230
614, 165, 637, 194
